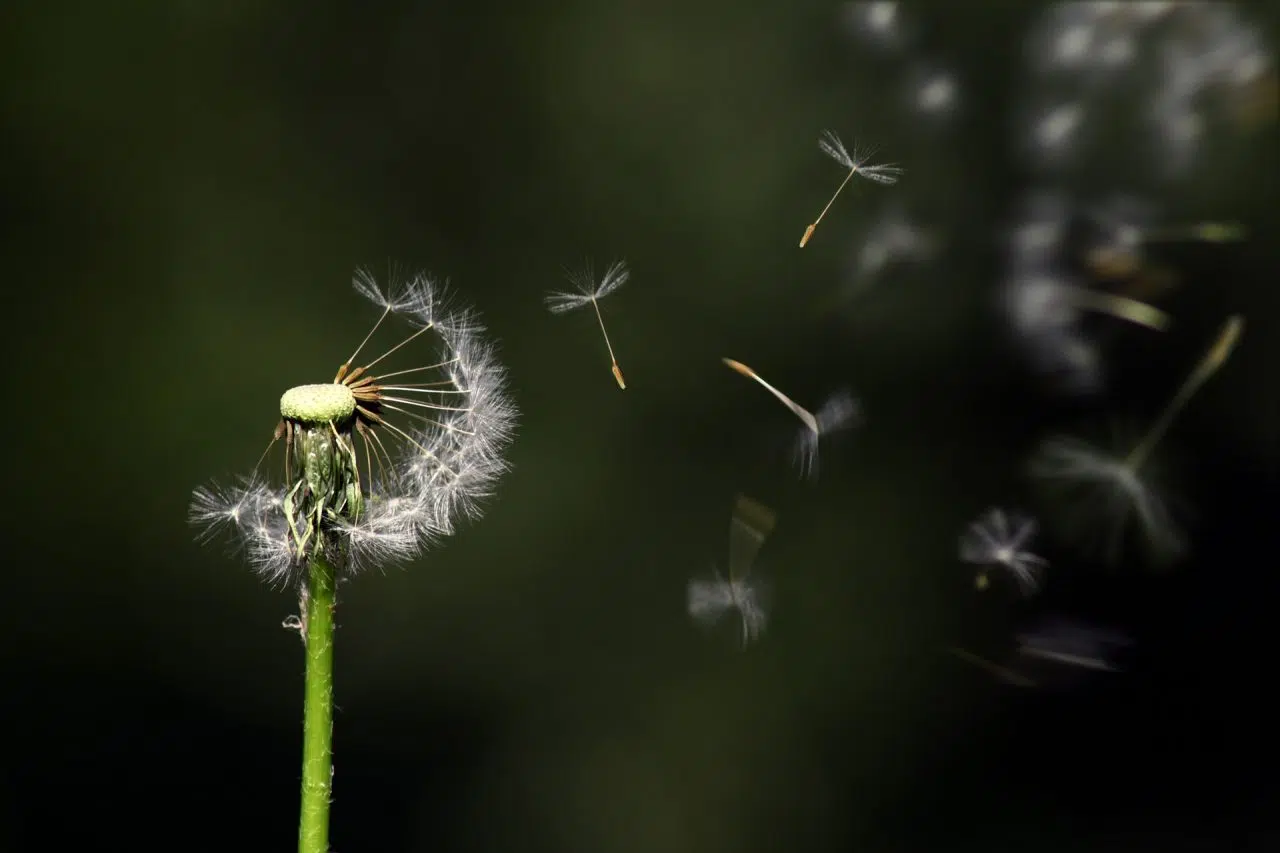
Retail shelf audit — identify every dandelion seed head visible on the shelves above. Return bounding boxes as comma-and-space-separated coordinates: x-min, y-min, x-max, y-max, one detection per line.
190, 269, 517, 586
279, 383, 357, 425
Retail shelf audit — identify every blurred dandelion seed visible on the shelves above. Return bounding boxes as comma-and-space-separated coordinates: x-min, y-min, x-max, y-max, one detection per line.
949, 616, 1132, 689
792, 391, 860, 479
722, 358, 861, 479
1068, 287, 1171, 332
957, 617, 1134, 691
947, 647, 1037, 687
917, 72, 957, 114
800, 131, 902, 248
687, 495, 776, 647
1085, 217, 1247, 282
545, 260, 630, 389
863, 1, 897, 36
1016, 616, 1132, 672
1140, 221, 1248, 245
842, 2, 907, 51
838, 202, 942, 305
1012, 272, 1170, 334
1029, 315, 1243, 564
959, 508, 1048, 596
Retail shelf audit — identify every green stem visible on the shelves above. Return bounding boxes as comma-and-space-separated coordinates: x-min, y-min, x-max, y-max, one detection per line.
298, 554, 337, 853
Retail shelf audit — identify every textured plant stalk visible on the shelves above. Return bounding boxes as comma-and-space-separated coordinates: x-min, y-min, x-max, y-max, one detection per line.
298, 554, 337, 853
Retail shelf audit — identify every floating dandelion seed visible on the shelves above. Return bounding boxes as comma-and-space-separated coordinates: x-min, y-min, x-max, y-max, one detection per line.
1016, 616, 1132, 673
949, 616, 1132, 690
545, 260, 630, 389
1066, 284, 1172, 332
722, 358, 861, 479
959, 508, 1048, 596
687, 495, 776, 647
1084, 204, 1247, 282
1029, 314, 1243, 565
800, 131, 902, 248
792, 391, 860, 479
947, 647, 1037, 688
1009, 272, 1172, 337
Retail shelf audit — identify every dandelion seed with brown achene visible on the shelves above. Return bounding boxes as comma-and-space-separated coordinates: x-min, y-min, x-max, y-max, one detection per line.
721, 358, 861, 479
545, 260, 630, 389
799, 130, 903, 248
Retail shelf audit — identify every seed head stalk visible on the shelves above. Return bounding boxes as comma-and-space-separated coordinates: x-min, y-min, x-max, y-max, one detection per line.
284, 413, 355, 853
299, 552, 337, 853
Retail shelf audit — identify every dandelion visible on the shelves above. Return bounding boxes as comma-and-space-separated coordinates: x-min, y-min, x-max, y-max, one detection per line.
799, 131, 902, 248
545, 260, 630, 389
1029, 314, 1243, 565
721, 358, 861, 479
688, 495, 776, 647
959, 508, 1048, 596
189, 269, 517, 853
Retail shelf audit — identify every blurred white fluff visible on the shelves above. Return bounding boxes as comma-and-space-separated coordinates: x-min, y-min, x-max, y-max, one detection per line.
959, 507, 1049, 596
688, 496, 776, 647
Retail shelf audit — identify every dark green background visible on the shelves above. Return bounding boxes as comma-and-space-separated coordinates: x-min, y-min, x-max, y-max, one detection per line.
3, 2, 1277, 850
